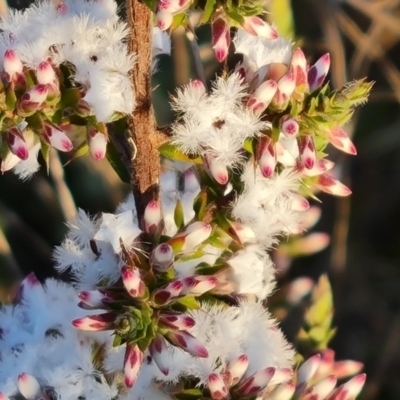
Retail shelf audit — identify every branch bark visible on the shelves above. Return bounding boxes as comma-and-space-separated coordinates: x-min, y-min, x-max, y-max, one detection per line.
125, 0, 160, 228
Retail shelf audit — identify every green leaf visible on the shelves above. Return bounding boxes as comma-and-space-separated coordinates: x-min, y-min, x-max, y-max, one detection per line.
177, 295, 200, 309
193, 190, 207, 220
142, 0, 158, 12
40, 140, 51, 174
269, 0, 295, 39
60, 87, 81, 109
174, 199, 185, 230
159, 143, 202, 164
174, 388, 203, 400
106, 140, 130, 183
5, 84, 17, 111
202, 0, 217, 23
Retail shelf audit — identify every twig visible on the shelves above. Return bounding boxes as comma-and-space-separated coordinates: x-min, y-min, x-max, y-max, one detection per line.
49, 148, 77, 221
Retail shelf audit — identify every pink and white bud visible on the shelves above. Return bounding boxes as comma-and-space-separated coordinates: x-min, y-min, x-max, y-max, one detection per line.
229, 222, 257, 244
291, 48, 308, 87
242, 16, 278, 39
26, 84, 48, 104
257, 137, 276, 178
304, 375, 337, 399
177, 221, 212, 252
150, 243, 174, 271
247, 80, 278, 113
212, 18, 230, 62
290, 192, 310, 211
277, 71, 296, 99
156, 11, 174, 31
78, 290, 109, 308
184, 275, 218, 295
121, 265, 145, 298
13, 272, 43, 304
17, 373, 41, 400
149, 334, 170, 375
316, 173, 352, 196
159, 311, 195, 330
7, 127, 29, 160
190, 79, 206, 94
208, 373, 229, 400
331, 360, 364, 379
144, 200, 162, 233
4, 49, 23, 81
124, 343, 144, 388
158, 0, 190, 13
281, 117, 299, 137
236, 367, 275, 396
43, 124, 73, 152
87, 128, 107, 160
36, 61, 56, 84
298, 135, 316, 170
227, 354, 249, 386
72, 312, 116, 331
308, 53, 330, 91
271, 368, 293, 385
328, 374, 366, 400
152, 279, 183, 306
268, 382, 296, 400
166, 330, 208, 357
297, 354, 321, 390
204, 155, 229, 185
300, 158, 335, 177
328, 126, 357, 155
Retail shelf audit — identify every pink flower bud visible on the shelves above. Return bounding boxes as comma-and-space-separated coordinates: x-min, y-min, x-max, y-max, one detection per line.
183, 275, 218, 296
158, 0, 188, 13
272, 71, 296, 107
331, 360, 364, 380
17, 373, 41, 400
247, 80, 278, 113
257, 136, 276, 178
316, 173, 352, 196
242, 16, 278, 39
72, 312, 116, 331
291, 48, 308, 87
204, 155, 229, 185
328, 126, 357, 155
43, 123, 73, 152
303, 375, 337, 399
7, 127, 29, 160
4, 49, 23, 81
13, 272, 42, 304
159, 311, 196, 330
328, 374, 366, 400
156, 11, 173, 30
212, 18, 230, 62
149, 334, 170, 375
87, 128, 107, 160
36, 61, 56, 84
281, 117, 299, 137
177, 221, 212, 252
26, 84, 48, 104
299, 158, 335, 177
271, 368, 292, 385
236, 367, 275, 396
208, 373, 229, 400
152, 279, 183, 306
150, 243, 174, 271
191, 79, 206, 94
290, 193, 310, 211
227, 354, 249, 386
308, 53, 330, 91
121, 265, 145, 298
144, 200, 161, 233
268, 382, 295, 400
166, 330, 208, 357
78, 290, 110, 308
229, 222, 257, 245
314, 349, 335, 379
56, 1, 68, 14
298, 135, 316, 170
124, 343, 144, 388
297, 354, 321, 390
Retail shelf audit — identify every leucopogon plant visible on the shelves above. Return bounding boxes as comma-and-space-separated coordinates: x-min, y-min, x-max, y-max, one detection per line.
0, 0, 372, 400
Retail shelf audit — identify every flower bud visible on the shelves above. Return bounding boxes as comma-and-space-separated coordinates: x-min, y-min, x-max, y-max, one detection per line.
257, 136, 276, 178
290, 193, 310, 211
124, 343, 144, 388
281, 117, 299, 137
36, 61, 56, 84
149, 334, 170, 375
247, 80, 277, 113
7, 127, 29, 160
87, 127, 107, 160
298, 135, 316, 170
331, 360, 364, 379
121, 265, 145, 298
208, 373, 229, 400
268, 382, 295, 400
316, 173, 352, 196
271, 368, 292, 385
4, 49, 23, 82
273, 71, 296, 108
291, 48, 308, 87
72, 312, 117, 331
152, 280, 183, 306
303, 375, 337, 399
150, 243, 174, 271
328, 126, 357, 155
144, 200, 162, 233
212, 18, 230, 62
17, 373, 41, 400
236, 367, 275, 396
204, 155, 229, 185
42, 123, 73, 152
182, 275, 218, 296
176, 221, 212, 252
18, 84, 48, 115
227, 354, 249, 386
229, 222, 257, 244
242, 16, 278, 39
166, 330, 208, 357
159, 311, 196, 330
297, 354, 321, 390
190, 79, 206, 94
299, 158, 335, 177
78, 290, 110, 308
328, 374, 366, 400
156, 11, 173, 31
308, 53, 330, 91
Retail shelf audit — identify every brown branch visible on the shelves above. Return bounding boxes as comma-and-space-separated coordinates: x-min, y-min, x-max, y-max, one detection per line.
125, 0, 162, 229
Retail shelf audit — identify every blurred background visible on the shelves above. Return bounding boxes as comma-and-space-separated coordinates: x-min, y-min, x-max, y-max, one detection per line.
1, 0, 400, 398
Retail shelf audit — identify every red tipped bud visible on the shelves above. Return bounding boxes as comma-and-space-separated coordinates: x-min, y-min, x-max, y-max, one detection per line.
236, 367, 275, 396
72, 312, 116, 331
191, 79, 206, 94
316, 173, 352, 196
42, 123, 73, 152
208, 373, 229, 400
298, 135, 316, 170
281, 117, 299, 137
166, 330, 208, 357
290, 193, 310, 211
327, 374, 366, 400
36, 61, 56, 84
331, 360, 364, 379
144, 200, 162, 233
121, 265, 145, 298
78, 290, 111, 308
204, 154, 229, 185
304, 375, 337, 399
152, 280, 183, 306
297, 354, 321, 390
159, 311, 196, 330
212, 18, 230, 62
257, 136, 276, 178
7, 127, 29, 160
291, 48, 308, 87
328, 126, 357, 155
87, 128, 107, 160
150, 243, 174, 271
242, 16, 278, 39
149, 334, 170, 375
156, 11, 173, 31
4, 49, 23, 82
175, 221, 212, 252
124, 343, 144, 388
229, 222, 257, 245
269, 382, 295, 400
308, 53, 330, 91
17, 373, 41, 400
182, 275, 218, 296
227, 354, 249, 386
300, 158, 335, 177
247, 80, 277, 113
